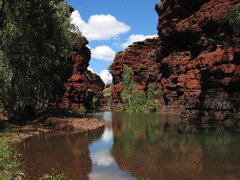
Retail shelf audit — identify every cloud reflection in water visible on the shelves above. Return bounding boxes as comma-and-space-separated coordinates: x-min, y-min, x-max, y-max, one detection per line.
91, 151, 114, 167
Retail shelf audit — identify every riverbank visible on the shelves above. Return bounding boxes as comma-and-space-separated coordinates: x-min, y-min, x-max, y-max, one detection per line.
0, 110, 105, 179
0, 109, 105, 143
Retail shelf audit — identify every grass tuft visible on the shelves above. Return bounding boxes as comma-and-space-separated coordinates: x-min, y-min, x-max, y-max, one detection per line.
0, 136, 24, 180
40, 173, 71, 180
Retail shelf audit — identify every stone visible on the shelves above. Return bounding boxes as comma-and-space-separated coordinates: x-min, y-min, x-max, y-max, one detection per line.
60, 37, 105, 111
111, 0, 240, 123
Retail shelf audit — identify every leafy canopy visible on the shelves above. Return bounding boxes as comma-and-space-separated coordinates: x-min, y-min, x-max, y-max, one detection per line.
0, 0, 78, 120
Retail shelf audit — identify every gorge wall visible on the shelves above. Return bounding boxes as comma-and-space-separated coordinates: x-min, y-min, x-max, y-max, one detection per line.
111, 0, 240, 124
111, 38, 161, 110
60, 37, 105, 112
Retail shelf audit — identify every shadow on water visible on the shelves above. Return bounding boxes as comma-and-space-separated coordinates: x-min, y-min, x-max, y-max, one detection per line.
18, 111, 240, 179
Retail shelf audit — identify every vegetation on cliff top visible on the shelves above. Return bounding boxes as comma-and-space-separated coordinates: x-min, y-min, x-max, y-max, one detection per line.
0, 0, 80, 121
120, 66, 160, 112
223, 4, 240, 36
218, 4, 240, 46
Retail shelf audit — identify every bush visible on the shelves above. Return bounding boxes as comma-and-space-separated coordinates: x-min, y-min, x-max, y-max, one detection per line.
158, 1, 163, 10
103, 83, 112, 97
120, 66, 136, 104
222, 4, 240, 36
218, 4, 240, 46
120, 66, 161, 112
147, 50, 158, 59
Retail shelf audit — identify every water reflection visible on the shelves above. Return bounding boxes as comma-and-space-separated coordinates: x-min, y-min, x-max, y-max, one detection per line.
111, 112, 240, 179
19, 127, 104, 180
18, 112, 240, 180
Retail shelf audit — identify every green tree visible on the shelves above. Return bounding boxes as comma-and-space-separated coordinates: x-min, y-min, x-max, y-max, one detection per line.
120, 65, 136, 104
120, 66, 160, 112
0, 0, 77, 120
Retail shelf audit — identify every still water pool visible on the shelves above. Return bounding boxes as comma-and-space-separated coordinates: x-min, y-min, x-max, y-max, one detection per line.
18, 112, 240, 179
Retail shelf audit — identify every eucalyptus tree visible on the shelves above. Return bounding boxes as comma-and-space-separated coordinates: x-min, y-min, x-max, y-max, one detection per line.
0, 0, 76, 120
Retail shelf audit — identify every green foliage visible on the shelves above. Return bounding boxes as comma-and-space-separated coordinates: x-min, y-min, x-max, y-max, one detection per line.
120, 66, 161, 112
0, 0, 77, 120
217, 4, 240, 46
147, 49, 158, 59
0, 136, 24, 179
116, 112, 163, 156
3, 126, 15, 133
146, 83, 161, 111
120, 66, 136, 104
221, 4, 240, 36
157, 1, 163, 10
223, 112, 240, 130
40, 173, 71, 180
91, 96, 98, 109
107, 64, 112, 71
103, 83, 112, 97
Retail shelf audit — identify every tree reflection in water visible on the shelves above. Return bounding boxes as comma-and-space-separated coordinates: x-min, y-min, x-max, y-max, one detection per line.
18, 112, 240, 179
111, 112, 240, 179
19, 127, 104, 180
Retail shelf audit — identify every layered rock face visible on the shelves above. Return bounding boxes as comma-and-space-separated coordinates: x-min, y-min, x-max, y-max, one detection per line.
111, 38, 161, 110
111, 0, 240, 123
60, 37, 105, 112
156, 0, 240, 123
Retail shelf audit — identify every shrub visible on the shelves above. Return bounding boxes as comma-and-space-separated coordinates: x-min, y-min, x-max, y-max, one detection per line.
103, 83, 112, 97
147, 50, 158, 59
158, 2, 163, 10
120, 66, 161, 112
218, 4, 240, 46
120, 66, 136, 104
222, 4, 240, 36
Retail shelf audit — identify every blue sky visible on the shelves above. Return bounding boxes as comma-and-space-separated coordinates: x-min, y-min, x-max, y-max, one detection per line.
65, 0, 159, 83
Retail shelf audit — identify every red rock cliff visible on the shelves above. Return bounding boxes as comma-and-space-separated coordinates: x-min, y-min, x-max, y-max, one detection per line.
157, 0, 240, 123
60, 37, 105, 112
111, 0, 240, 123
111, 38, 161, 110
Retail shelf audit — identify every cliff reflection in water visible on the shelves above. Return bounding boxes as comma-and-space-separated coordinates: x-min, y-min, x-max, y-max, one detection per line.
19, 127, 104, 180
111, 112, 240, 179
18, 112, 240, 179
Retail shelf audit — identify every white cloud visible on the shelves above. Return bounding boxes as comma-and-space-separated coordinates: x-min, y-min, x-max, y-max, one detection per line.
91, 151, 114, 166
121, 34, 158, 48
87, 67, 95, 73
101, 128, 113, 142
91, 46, 116, 62
71, 11, 130, 41
99, 70, 113, 84
88, 172, 127, 180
